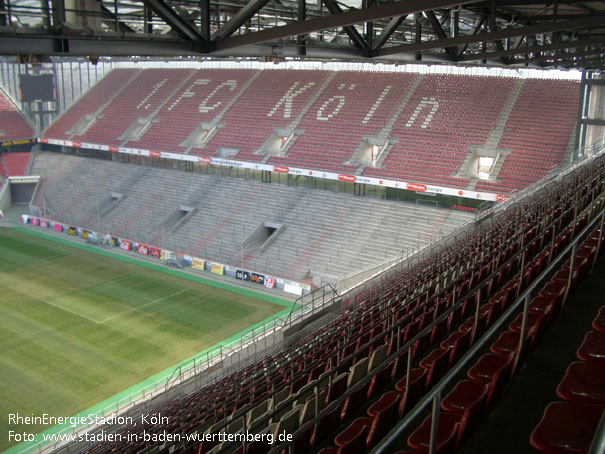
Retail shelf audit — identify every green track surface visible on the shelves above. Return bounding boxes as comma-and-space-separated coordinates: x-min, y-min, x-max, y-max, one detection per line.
0, 227, 290, 453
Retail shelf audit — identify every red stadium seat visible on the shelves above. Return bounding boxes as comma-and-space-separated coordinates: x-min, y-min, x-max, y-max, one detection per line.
530, 402, 604, 454
556, 361, 605, 404
576, 330, 605, 364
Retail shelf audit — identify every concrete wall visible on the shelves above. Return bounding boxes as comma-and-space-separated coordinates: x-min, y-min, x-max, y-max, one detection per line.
0, 181, 11, 213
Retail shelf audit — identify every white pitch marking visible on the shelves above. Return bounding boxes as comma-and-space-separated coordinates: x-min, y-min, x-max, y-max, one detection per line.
99, 288, 190, 323
42, 299, 105, 324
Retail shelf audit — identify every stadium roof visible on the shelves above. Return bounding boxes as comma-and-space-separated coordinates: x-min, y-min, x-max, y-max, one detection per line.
0, 0, 604, 70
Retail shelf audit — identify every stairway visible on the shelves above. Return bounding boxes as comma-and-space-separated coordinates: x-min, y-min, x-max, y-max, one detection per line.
461, 79, 526, 189
120, 69, 199, 145
349, 74, 424, 170
259, 72, 338, 162
183, 70, 263, 152
376, 74, 425, 141
484, 78, 526, 149
213, 70, 263, 124
286, 72, 338, 132
67, 69, 143, 139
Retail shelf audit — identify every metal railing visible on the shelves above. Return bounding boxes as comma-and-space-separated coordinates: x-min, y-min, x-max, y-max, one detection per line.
164, 283, 338, 391
370, 203, 605, 454
254, 161, 603, 454
18, 143, 605, 454
590, 411, 605, 454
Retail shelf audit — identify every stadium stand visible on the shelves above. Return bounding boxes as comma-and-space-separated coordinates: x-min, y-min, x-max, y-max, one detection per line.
29, 152, 473, 282
0, 89, 34, 141
530, 304, 605, 453
71, 68, 195, 146
124, 69, 259, 153
363, 74, 517, 188
0, 156, 6, 179
269, 71, 418, 174
0, 152, 31, 176
476, 79, 580, 193
41, 69, 579, 194
56, 149, 603, 454
198, 69, 332, 160
44, 68, 141, 140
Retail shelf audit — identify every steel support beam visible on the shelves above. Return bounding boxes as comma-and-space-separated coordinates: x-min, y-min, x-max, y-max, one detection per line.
379, 14, 605, 56
580, 118, 605, 126
215, 0, 484, 51
457, 16, 485, 56
472, 0, 598, 5
322, 0, 370, 53
365, 0, 374, 50
372, 14, 407, 51
200, 0, 210, 41
460, 36, 605, 61
517, 48, 605, 65
0, 34, 214, 55
50, 0, 65, 28
213, 0, 271, 40
566, 57, 605, 69
425, 11, 457, 57
586, 78, 605, 85
99, 4, 136, 33
415, 11, 422, 60
142, 0, 205, 41
297, 0, 306, 55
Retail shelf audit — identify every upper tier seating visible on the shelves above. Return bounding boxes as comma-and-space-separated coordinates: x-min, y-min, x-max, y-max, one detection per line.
269, 71, 417, 174
72, 69, 195, 146
0, 90, 34, 141
476, 79, 580, 193
125, 69, 258, 153
198, 69, 331, 160
68, 150, 604, 454
45, 68, 141, 140
42, 69, 579, 193
363, 75, 517, 188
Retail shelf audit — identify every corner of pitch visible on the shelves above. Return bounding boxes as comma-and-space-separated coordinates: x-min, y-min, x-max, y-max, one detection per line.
140, 413, 169, 426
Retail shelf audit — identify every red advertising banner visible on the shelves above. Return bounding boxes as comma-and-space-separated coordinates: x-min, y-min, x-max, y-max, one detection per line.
338, 174, 356, 182
149, 247, 161, 258
198, 157, 211, 164
138, 244, 149, 255
109, 146, 119, 153
39, 138, 49, 144
72, 142, 81, 148
273, 166, 289, 174
120, 240, 132, 251
32, 217, 39, 226
407, 183, 427, 192
53, 223, 63, 232
264, 277, 275, 289
150, 151, 161, 158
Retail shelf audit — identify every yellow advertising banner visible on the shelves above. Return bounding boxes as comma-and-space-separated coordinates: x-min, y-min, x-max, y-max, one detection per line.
192, 258, 205, 271
211, 263, 224, 275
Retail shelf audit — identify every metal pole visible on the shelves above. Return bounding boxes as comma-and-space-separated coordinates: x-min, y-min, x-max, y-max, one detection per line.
562, 243, 577, 307
590, 212, 604, 274
472, 287, 481, 344
428, 393, 441, 454
513, 294, 530, 375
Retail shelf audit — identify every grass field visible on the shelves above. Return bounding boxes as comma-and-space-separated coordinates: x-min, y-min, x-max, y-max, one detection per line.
0, 227, 288, 452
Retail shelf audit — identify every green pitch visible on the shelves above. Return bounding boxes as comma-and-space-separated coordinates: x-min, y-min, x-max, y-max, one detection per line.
0, 228, 289, 452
